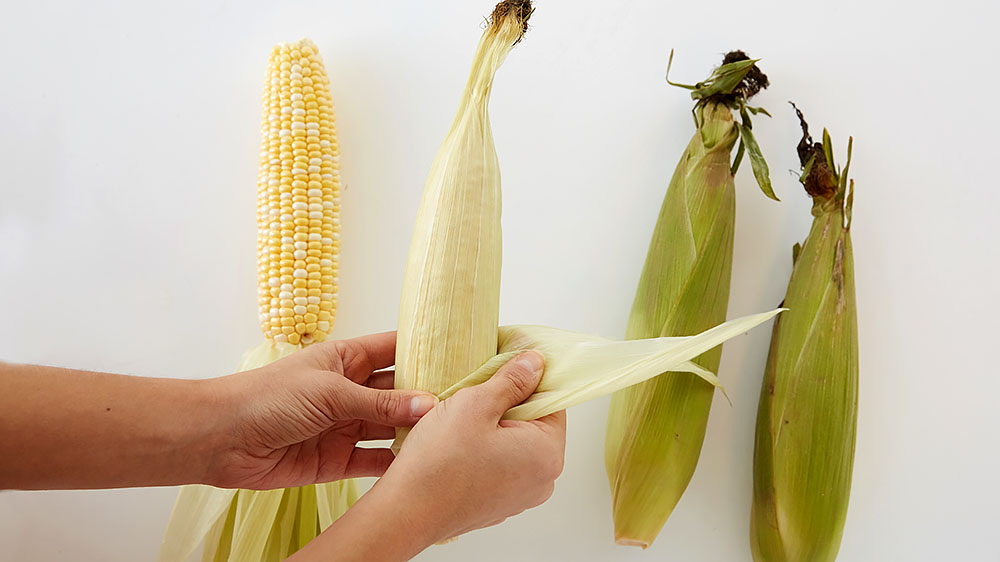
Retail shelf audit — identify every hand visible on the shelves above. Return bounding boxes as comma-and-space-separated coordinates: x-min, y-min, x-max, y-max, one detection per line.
206, 332, 438, 490
377, 350, 566, 542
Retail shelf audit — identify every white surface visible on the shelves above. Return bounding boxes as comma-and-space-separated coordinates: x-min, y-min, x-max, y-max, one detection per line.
1, 0, 997, 560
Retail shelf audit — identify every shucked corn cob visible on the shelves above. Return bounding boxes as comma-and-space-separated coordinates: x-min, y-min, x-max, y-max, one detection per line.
257, 39, 340, 346
750, 106, 858, 562
160, 39, 356, 562
604, 51, 776, 548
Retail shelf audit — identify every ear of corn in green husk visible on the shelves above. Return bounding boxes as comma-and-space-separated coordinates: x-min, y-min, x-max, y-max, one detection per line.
603, 51, 776, 548
750, 105, 858, 562
159, 38, 356, 562
392, 3, 782, 469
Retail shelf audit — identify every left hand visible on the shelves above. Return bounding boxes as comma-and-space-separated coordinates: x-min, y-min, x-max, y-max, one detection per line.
206, 332, 437, 490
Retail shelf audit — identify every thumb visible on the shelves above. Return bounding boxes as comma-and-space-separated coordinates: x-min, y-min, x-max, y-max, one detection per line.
334, 381, 438, 427
476, 351, 545, 420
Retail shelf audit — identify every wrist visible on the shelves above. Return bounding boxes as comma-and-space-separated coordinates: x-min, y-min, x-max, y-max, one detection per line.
183, 377, 238, 487
299, 477, 444, 561
366, 476, 451, 548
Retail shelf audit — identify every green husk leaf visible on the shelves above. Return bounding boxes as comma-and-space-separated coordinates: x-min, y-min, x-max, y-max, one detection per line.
844, 179, 855, 229
666, 51, 759, 101
664, 50, 695, 91
739, 123, 779, 201
692, 59, 759, 100
800, 154, 816, 186
839, 137, 853, 195
731, 139, 746, 175
822, 128, 836, 171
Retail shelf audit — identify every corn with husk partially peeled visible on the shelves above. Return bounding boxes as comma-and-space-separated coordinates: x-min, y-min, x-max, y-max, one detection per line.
750, 106, 858, 562
604, 51, 777, 548
159, 38, 357, 562
392, 0, 526, 446
393, 3, 782, 462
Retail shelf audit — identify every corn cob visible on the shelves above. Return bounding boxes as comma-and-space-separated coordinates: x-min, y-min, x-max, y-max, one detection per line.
604, 51, 776, 548
160, 39, 355, 562
257, 38, 340, 346
392, 0, 531, 448
750, 105, 858, 562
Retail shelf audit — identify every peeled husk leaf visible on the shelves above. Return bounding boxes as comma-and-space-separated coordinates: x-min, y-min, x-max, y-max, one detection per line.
440, 310, 782, 420
158, 342, 360, 562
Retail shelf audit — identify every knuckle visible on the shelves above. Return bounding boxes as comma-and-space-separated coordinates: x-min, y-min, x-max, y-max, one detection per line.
501, 366, 536, 400
373, 390, 399, 422
321, 377, 351, 415
337, 341, 367, 376
314, 341, 346, 373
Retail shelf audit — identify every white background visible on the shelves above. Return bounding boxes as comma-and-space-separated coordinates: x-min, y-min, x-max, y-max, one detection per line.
1, 0, 997, 560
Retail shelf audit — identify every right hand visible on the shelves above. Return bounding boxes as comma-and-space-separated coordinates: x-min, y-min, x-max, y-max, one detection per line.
380, 350, 566, 542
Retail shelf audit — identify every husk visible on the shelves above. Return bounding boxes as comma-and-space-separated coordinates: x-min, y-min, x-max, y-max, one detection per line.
604, 52, 774, 547
393, 2, 531, 448
159, 342, 360, 562
750, 121, 858, 562
438, 310, 782, 419
604, 101, 738, 547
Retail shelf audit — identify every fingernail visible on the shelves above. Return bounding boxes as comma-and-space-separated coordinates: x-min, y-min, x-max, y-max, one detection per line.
515, 351, 544, 376
410, 394, 437, 418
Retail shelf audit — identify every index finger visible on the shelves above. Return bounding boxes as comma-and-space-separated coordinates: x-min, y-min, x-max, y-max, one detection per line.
344, 331, 397, 371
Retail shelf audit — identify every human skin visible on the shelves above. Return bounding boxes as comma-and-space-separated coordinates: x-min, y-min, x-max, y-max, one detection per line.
292, 350, 566, 561
0, 332, 566, 559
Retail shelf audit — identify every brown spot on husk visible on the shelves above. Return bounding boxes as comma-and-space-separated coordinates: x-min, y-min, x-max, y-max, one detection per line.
792, 103, 838, 201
